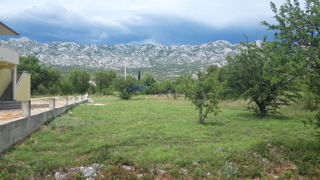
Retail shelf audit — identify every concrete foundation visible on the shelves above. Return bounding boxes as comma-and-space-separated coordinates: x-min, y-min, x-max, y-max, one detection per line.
0, 99, 86, 153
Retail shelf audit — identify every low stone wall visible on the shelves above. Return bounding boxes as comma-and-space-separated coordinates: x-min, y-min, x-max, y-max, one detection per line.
0, 100, 86, 153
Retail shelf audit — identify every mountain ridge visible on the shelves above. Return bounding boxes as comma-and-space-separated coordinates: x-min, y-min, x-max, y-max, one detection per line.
0, 37, 240, 79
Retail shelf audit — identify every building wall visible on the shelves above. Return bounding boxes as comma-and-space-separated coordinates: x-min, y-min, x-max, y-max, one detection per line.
16, 73, 30, 101
0, 46, 19, 65
0, 68, 11, 97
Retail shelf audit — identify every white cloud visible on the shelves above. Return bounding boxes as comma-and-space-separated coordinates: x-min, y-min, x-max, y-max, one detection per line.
0, 0, 302, 28
0, 0, 307, 45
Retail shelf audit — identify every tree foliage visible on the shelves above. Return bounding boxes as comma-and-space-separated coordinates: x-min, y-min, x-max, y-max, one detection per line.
94, 71, 109, 93
225, 39, 299, 117
141, 72, 156, 87
206, 64, 219, 75
261, 0, 320, 77
113, 76, 137, 100
174, 74, 196, 94
262, 0, 320, 130
68, 69, 90, 94
159, 79, 174, 94
18, 56, 61, 94
59, 75, 74, 95
184, 71, 220, 124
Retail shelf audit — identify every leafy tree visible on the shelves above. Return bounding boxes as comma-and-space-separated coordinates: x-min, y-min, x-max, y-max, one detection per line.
104, 70, 117, 95
18, 56, 61, 94
185, 71, 220, 124
141, 72, 157, 94
41, 66, 61, 94
225, 39, 299, 117
68, 69, 90, 94
150, 83, 160, 94
59, 75, 74, 95
216, 65, 229, 84
261, 0, 320, 81
113, 76, 137, 100
263, 0, 320, 129
206, 64, 219, 75
94, 71, 109, 93
174, 74, 196, 94
141, 72, 156, 86
107, 70, 117, 81
18, 56, 43, 91
262, 0, 320, 112
159, 79, 174, 94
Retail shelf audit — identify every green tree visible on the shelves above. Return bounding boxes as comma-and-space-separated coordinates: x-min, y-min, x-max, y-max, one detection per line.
18, 56, 61, 94
186, 71, 220, 124
206, 64, 219, 75
261, 0, 320, 79
141, 72, 157, 94
41, 66, 61, 94
18, 56, 43, 91
225, 39, 299, 117
262, 0, 320, 129
159, 79, 174, 94
113, 76, 137, 100
174, 74, 196, 94
104, 70, 117, 95
107, 70, 117, 82
94, 71, 109, 93
59, 75, 74, 95
68, 69, 90, 94
141, 72, 156, 86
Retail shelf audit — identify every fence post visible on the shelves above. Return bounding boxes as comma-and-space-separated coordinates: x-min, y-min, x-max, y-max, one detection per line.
22, 101, 31, 117
49, 98, 55, 109
78, 96, 82, 102
72, 96, 76, 104
63, 97, 68, 106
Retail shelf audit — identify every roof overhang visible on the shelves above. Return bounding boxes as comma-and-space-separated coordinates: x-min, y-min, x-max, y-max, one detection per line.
0, 22, 19, 36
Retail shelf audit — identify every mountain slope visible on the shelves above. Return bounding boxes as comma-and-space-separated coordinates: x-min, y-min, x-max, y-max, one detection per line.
0, 37, 239, 79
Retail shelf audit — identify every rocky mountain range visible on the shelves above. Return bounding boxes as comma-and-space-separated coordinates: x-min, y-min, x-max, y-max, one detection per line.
0, 37, 240, 80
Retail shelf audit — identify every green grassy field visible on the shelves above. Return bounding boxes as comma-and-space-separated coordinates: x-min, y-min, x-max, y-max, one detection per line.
0, 95, 319, 179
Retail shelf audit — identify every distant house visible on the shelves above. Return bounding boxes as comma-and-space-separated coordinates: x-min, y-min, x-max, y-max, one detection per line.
0, 22, 30, 110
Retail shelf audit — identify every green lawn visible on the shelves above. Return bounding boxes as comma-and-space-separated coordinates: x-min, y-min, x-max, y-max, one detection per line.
0, 95, 319, 179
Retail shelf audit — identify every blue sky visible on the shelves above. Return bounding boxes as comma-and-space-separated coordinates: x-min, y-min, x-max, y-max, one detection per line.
0, 0, 297, 46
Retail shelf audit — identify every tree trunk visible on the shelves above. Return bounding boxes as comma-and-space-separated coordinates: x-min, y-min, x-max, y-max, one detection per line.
255, 100, 267, 117
198, 107, 203, 124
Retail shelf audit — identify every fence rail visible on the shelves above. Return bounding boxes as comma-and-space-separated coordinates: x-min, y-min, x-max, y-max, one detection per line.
24, 96, 86, 116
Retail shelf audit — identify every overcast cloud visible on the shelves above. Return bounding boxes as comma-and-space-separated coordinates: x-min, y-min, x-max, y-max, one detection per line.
0, 0, 301, 46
